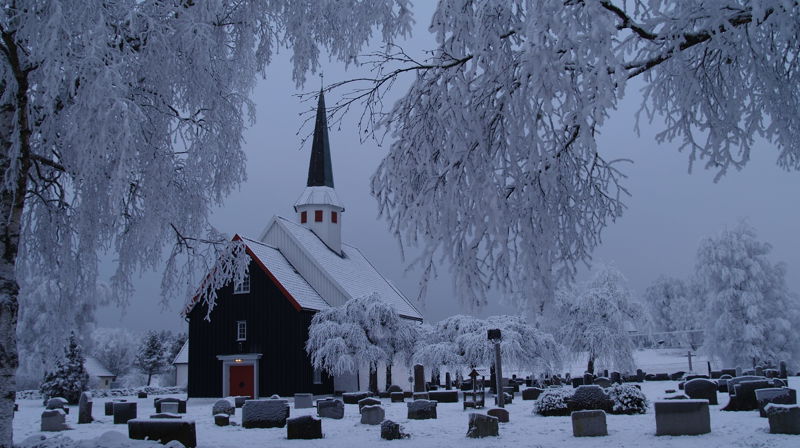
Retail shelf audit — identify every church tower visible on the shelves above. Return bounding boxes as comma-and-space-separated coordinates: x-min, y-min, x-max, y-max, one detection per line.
294, 89, 345, 255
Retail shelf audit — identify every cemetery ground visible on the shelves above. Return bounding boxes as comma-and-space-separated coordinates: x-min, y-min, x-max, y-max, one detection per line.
12, 350, 799, 448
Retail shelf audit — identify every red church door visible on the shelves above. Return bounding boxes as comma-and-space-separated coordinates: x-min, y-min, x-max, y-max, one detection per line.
229, 365, 255, 398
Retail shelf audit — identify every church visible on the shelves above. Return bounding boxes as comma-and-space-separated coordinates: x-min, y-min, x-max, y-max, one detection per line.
182, 91, 423, 399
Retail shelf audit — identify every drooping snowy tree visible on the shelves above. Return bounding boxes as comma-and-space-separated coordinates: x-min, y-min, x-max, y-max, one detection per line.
135, 331, 167, 387
642, 276, 704, 347
557, 266, 644, 374
0, 1, 412, 443
305, 293, 418, 393
91, 328, 137, 379
412, 315, 484, 373
39, 333, 89, 404
323, 0, 800, 320
695, 223, 800, 369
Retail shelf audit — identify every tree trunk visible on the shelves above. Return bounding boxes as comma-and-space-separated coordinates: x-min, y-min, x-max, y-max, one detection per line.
587, 354, 595, 375
385, 363, 392, 390
147, 372, 152, 386
368, 366, 378, 395
0, 27, 34, 447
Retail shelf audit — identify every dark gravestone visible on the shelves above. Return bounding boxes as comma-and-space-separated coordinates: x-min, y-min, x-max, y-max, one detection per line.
413, 365, 426, 392
779, 361, 788, 379
720, 369, 736, 377
487, 407, 509, 423
113, 402, 137, 424
317, 398, 344, 419
390, 392, 405, 403
287, 415, 323, 439
766, 404, 800, 435
710, 371, 722, 379
387, 385, 403, 393
343, 391, 370, 405
678, 381, 685, 391
412, 392, 429, 401
212, 399, 235, 416
128, 419, 197, 448
214, 414, 229, 426
40, 409, 68, 432
583, 373, 594, 386
233, 396, 247, 408
717, 379, 729, 393
684, 379, 718, 405
765, 369, 779, 379
725, 376, 766, 397
568, 385, 612, 413
653, 373, 670, 381
610, 372, 621, 384
466, 413, 499, 438
727, 380, 773, 411
445, 372, 452, 390
655, 400, 711, 436
381, 420, 409, 440
137, 392, 147, 399
429, 390, 458, 403
522, 387, 543, 400
78, 392, 93, 424
670, 372, 685, 381
685, 374, 709, 381
407, 399, 437, 420
756, 388, 797, 417
357, 397, 381, 411
360, 404, 385, 425
105, 400, 124, 416
593, 377, 612, 388
242, 398, 290, 428
571, 378, 584, 388
571, 410, 607, 437
155, 398, 186, 414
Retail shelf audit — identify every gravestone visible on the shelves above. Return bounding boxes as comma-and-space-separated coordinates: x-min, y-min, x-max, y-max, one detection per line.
212, 399, 235, 416
113, 402, 137, 424
487, 407, 509, 423
407, 399, 437, 420
765, 369, 779, 379
150, 413, 181, 419
105, 400, 125, 416
137, 392, 147, 399
593, 377, 612, 388
128, 418, 197, 448
522, 387, 543, 400
495, 392, 513, 406
765, 404, 800, 435
756, 388, 797, 417
287, 415, 323, 439
571, 378, 584, 388
654, 400, 711, 436
725, 375, 766, 399
242, 398, 290, 428
78, 392, 93, 424
214, 414, 229, 426
381, 420, 409, 440
684, 379, 718, 405
779, 361, 788, 379
294, 393, 313, 409
40, 409, 68, 432
390, 392, 405, 403
571, 410, 607, 437
413, 365, 426, 392
360, 404, 385, 425
583, 373, 594, 386
735, 367, 743, 377
232, 396, 247, 408
728, 380, 773, 411
317, 398, 344, 419
357, 397, 381, 411
412, 392, 429, 400
445, 372, 452, 390
717, 379, 729, 393
756, 366, 765, 377
155, 398, 186, 414
342, 391, 370, 404
46, 397, 68, 410
610, 372, 621, 384
429, 390, 459, 403
161, 402, 179, 414
466, 413, 499, 438
720, 369, 736, 377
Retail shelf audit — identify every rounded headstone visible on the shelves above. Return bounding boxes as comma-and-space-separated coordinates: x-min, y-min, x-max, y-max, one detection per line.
487, 407, 509, 423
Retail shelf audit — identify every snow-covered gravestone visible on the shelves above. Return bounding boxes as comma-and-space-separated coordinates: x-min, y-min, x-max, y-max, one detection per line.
571, 410, 607, 437
407, 400, 437, 420
287, 415, 323, 440
78, 392, 93, 424
40, 409, 68, 432
317, 399, 344, 419
381, 420, 409, 440
357, 397, 380, 411
654, 400, 711, 436
212, 399, 235, 416
128, 418, 197, 447
466, 413, 499, 438
360, 405, 385, 425
242, 398, 290, 428
756, 388, 797, 418
46, 397, 68, 413
684, 379, 718, 405
765, 404, 800, 435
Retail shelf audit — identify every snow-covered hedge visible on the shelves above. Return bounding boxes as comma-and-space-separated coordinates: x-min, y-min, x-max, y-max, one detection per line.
533, 387, 573, 416
607, 384, 648, 415
19, 430, 168, 448
16, 386, 185, 401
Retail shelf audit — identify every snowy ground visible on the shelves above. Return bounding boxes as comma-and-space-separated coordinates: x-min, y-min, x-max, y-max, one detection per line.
13, 350, 798, 447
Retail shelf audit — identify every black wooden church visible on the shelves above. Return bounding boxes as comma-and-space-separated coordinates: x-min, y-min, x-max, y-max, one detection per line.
182, 91, 423, 398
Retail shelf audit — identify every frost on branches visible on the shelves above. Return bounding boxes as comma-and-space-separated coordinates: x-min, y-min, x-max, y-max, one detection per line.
327, 0, 800, 318
695, 222, 800, 369
305, 293, 417, 391
557, 265, 643, 374
0, 1, 412, 444
39, 333, 89, 405
642, 276, 703, 347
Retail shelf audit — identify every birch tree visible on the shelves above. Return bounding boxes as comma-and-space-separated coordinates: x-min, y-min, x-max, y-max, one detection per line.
325, 0, 800, 319
0, 1, 411, 444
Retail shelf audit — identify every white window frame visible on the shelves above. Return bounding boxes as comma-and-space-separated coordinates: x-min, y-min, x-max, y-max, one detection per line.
237, 320, 247, 341
234, 269, 250, 294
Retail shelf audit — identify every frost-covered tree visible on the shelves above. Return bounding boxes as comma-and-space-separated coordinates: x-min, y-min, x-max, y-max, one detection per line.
39, 333, 89, 404
135, 331, 167, 387
91, 328, 137, 378
325, 0, 800, 319
0, 1, 411, 443
642, 276, 703, 347
557, 266, 643, 374
306, 293, 417, 392
695, 223, 800, 368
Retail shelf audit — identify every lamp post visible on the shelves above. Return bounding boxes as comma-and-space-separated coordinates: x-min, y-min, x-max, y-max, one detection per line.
488, 328, 504, 408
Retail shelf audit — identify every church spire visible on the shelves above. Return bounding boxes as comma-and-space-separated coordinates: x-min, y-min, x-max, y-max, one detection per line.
306, 89, 334, 188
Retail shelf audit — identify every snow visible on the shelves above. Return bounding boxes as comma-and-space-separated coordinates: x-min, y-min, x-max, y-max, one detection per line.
294, 187, 345, 210
172, 342, 189, 366
13, 376, 800, 448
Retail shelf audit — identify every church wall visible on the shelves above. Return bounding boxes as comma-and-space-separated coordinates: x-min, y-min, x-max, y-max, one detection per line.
187, 258, 334, 398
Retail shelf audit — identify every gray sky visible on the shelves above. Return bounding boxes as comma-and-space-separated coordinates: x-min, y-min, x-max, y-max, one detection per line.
96, 2, 800, 332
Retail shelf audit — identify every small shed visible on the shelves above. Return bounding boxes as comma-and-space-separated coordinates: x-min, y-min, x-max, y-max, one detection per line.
84, 356, 115, 389
173, 340, 189, 387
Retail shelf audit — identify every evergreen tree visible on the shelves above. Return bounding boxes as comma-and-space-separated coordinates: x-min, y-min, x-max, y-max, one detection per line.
135, 331, 167, 386
39, 333, 89, 404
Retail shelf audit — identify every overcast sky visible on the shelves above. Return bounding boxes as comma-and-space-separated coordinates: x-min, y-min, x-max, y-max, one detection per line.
96, 2, 800, 333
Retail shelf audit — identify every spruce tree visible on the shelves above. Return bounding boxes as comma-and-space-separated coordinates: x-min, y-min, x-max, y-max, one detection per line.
40, 333, 90, 404
135, 331, 166, 386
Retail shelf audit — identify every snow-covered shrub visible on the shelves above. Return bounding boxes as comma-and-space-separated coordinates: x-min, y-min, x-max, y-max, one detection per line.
39, 334, 89, 404
567, 385, 612, 412
533, 387, 573, 416
608, 384, 648, 415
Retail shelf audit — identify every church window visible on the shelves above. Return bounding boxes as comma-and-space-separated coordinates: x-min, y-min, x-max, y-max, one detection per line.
315, 210, 323, 222
331, 211, 338, 223
234, 268, 250, 294
237, 321, 247, 341
301, 211, 307, 223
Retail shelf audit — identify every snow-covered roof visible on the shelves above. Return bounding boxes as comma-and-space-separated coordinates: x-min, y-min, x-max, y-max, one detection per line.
293, 186, 344, 210
172, 340, 189, 365
84, 356, 114, 378
270, 217, 423, 320
239, 236, 331, 311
